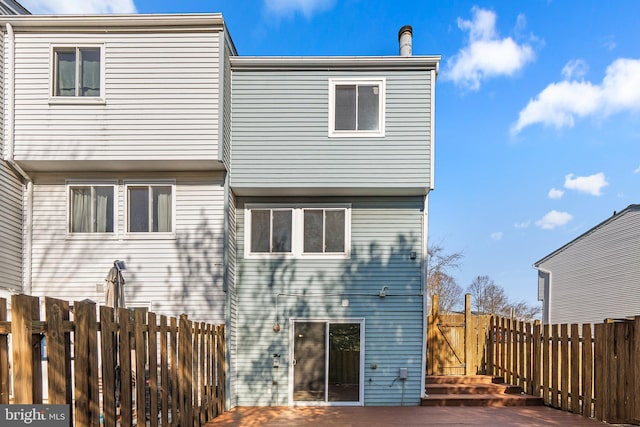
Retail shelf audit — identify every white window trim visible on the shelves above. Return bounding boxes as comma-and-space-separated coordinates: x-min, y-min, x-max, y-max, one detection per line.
328, 78, 385, 138
244, 203, 352, 259
49, 43, 106, 105
65, 180, 118, 239
124, 180, 176, 239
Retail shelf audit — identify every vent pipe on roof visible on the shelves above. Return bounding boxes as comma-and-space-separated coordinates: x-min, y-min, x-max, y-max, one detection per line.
398, 25, 413, 56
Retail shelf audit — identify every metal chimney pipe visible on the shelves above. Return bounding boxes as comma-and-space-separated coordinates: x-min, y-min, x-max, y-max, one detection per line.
398, 25, 413, 56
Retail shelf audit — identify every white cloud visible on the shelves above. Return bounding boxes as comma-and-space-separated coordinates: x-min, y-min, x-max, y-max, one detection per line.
490, 232, 503, 241
512, 58, 640, 134
634, 165, 640, 174
514, 221, 530, 229
444, 7, 535, 90
264, 0, 335, 18
536, 210, 573, 230
564, 172, 608, 196
561, 59, 588, 80
548, 188, 564, 199
21, 0, 136, 13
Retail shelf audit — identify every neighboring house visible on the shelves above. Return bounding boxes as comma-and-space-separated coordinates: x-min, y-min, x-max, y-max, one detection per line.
0, 14, 236, 323
229, 29, 439, 406
534, 205, 640, 325
0, 0, 29, 300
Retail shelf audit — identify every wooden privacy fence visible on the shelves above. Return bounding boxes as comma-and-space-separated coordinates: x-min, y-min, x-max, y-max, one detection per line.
427, 294, 491, 376
0, 295, 226, 427
486, 315, 640, 425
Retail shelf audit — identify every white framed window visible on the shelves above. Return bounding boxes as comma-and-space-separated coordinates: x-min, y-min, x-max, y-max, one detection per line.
329, 78, 385, 138
245, 204, 351, 259
125, 182, 175, 234
51, 44, 104, 102
67, 182, 116, 234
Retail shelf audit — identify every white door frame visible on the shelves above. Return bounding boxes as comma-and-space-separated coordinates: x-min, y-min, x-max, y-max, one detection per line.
288, 317, 365, 406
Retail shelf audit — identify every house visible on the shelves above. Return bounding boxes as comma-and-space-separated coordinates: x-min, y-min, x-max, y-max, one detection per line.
229, 28, 439, 406
534, 205, 640, 325
0, 10, 440, 408
0, 0, 29, 300
0, 13, 236, 323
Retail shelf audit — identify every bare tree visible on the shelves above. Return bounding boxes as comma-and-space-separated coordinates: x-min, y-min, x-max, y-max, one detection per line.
427, 243, 464, 312
466, 275, 508, 315
467, 275, 541, 321
505, 300, 541, 322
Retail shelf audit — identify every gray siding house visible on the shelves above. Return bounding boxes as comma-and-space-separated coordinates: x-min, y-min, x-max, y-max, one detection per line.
534, 205, 640, 325
230, 36, 440, 406
0, 0, 28, 300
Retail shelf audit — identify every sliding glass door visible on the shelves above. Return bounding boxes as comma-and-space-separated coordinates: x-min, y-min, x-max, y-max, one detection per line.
291, 320, 363, 405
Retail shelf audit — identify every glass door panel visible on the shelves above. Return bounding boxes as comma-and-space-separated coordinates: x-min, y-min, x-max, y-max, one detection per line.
293, 322, 326, 402
328, 323, 361, 402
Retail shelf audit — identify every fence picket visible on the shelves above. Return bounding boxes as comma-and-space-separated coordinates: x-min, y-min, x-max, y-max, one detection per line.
149, 312, 159, 427
560, 324, 569, 411
570, 323, 580, 414
99, 306, 117, 427
0, 299, 8, 404
582, 323, 593, 418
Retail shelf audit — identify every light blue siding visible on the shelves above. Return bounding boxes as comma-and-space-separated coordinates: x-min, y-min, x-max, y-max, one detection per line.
235, 196, 425, 406
230, 70, 433, 195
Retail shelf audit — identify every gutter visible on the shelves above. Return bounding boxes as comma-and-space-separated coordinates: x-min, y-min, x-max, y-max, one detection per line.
4, 23, 32, 295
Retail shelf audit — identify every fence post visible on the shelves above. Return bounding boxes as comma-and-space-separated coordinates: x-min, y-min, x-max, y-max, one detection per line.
45, 298, 72, 410
594, 322, 604, 421
134, 309, 147, 427
570, 323, 580, 414
582, 323, 593, 418
542, 323, 549, 404
179, 314, 193, 427
11, 295, 40, 403
486, 316, 495, 376
464, 294, 472, 376
532, 320, 541, 396
0, 298, 9, 404
634, 316, 640, 424
100, 306, 117, 427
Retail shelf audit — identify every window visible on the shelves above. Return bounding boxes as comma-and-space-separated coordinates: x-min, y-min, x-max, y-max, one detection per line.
303, 209, 345, 253
53, 46, 102, 97
245, 204, 351, 258
329, 78, 385, 137
68, 184, 115, 233
250, 209, 293, 253
126, 184, 174, 233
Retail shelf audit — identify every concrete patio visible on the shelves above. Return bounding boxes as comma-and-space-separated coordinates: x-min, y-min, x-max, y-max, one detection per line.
205, 406, 607, 426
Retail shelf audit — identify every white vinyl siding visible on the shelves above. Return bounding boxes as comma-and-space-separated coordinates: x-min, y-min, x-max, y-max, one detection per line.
537, 207, 640, 325
9, 30, 223, 166
0, 163, 23, 291
29, 172, 226, 324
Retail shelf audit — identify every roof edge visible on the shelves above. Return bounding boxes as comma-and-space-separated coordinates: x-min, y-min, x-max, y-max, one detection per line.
533, 204, 640, 267
0, 13, 225, 28
230, 55, 441, 71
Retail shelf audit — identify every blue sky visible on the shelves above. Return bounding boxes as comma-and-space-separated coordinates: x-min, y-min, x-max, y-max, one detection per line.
21, 1, 640, 307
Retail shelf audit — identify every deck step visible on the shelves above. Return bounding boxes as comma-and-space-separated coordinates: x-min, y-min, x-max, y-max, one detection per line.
422, 376, 542, 407
425, 383, 522, 395
425, 375, 504, 385
421, 393, 544, 407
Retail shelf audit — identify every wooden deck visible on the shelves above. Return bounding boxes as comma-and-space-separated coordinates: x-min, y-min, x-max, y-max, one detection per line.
204, 406, 607, 426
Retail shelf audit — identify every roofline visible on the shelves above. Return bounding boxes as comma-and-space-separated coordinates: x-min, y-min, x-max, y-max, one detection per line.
533, 204, 640, 267
0, 13, 225, 29
1, 0, 30, 15
230, 56, 441, 72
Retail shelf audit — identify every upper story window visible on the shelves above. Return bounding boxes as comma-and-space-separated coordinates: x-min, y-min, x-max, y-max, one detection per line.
126, 183, 174, 233
68, 183, 115, 233
329, 78, 385, 138
52, 45, 103, 99
245, 204, 351, 259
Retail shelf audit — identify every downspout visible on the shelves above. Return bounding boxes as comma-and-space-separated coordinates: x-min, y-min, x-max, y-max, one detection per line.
4, 23, 33, 295
420, 194, 429, 398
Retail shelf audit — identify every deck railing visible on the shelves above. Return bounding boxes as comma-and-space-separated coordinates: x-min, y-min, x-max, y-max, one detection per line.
0, 295, 226, 427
